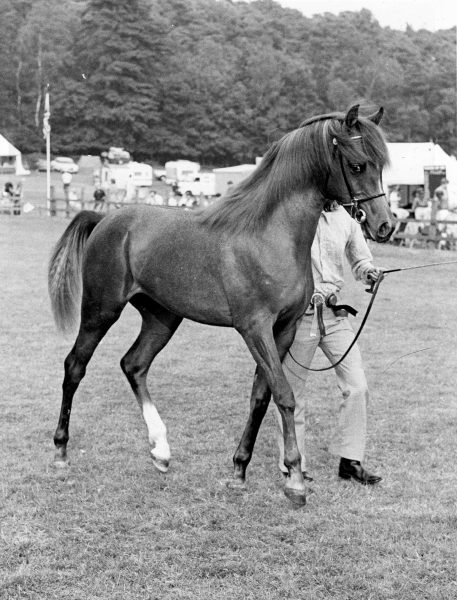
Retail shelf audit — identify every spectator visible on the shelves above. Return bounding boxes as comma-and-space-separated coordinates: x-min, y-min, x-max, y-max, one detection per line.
107, 179, 118, 203
433, 189, 449, 222
3, 181, 14, 199
1, 182, 13, 211
144, 189, 165, 206
1, 182, 21, 215
62, 171, 72, 200
389, 186, 408, 219
434, 177, 449, 211
183, 191, 197, 208
389, 186, 409, 244
412, 187, 430, 221
167, 191, 180, 207
93, 184, 106, 211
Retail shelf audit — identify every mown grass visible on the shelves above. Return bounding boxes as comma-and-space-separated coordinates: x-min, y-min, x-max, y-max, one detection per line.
1, 214, 456, 599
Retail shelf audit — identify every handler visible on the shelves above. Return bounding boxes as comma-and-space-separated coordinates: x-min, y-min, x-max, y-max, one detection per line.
276, 200, 383, 485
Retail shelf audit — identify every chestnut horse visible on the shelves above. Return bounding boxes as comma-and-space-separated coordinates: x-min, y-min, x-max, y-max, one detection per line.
48, 104, 393, 505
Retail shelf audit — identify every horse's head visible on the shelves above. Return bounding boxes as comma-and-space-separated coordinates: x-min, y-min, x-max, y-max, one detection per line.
301, 104, 395, 243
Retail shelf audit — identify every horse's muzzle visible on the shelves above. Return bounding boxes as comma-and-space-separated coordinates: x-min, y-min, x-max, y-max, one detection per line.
374, 221, 395, 243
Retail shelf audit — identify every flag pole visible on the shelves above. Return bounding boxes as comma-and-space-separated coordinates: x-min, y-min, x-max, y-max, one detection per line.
43, 85, 51, 215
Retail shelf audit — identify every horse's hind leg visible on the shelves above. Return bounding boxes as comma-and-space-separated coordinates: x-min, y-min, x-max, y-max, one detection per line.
54, 306, 123, 466
230, 366, 271, 489
121, 295, 182, 473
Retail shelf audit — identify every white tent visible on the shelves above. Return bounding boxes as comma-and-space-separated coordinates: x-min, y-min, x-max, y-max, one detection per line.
384, 142, 457, 206
213, 164, 256, 195
0, 134, 29, 175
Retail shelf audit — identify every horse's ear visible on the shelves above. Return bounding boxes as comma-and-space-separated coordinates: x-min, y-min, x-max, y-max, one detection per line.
345, 104, 359, 129
368, 107, 384, 125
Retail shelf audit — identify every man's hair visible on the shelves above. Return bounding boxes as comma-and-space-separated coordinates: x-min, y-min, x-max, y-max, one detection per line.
323, 199, 339, 212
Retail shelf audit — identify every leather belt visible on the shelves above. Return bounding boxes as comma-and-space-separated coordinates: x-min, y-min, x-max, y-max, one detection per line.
325, 293, 358, 317
309, 292, 358, 338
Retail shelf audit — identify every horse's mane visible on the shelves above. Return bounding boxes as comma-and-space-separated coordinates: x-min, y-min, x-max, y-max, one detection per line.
197, 111, 389, 234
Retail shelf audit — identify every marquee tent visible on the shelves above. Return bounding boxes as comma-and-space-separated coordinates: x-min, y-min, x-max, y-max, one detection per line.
0, 134, 29, 175
213, 164, 256, 195
383, 142, 457, 207
384, 142, 457, 184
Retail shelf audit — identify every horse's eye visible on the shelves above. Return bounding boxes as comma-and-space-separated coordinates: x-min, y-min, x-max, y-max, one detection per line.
349, 163, 365, 174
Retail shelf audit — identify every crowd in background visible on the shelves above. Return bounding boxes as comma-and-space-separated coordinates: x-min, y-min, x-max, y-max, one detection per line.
388, 178, 455, 247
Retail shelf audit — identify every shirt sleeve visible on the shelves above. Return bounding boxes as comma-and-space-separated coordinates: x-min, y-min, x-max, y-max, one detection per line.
345, 222, 374, 282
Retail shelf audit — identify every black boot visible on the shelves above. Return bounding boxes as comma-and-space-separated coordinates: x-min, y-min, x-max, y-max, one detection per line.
338, 458, 382, 485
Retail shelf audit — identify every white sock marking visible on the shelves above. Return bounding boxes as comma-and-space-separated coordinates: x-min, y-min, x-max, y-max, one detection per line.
142, 402, 170, 461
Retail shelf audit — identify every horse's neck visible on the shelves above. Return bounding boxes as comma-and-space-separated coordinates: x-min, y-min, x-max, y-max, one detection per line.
275, 192, 323, 257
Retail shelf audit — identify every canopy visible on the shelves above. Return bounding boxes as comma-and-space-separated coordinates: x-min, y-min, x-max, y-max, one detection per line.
0, 134, 29, 175
0, 134, 21, 157
384, 142, 457, 187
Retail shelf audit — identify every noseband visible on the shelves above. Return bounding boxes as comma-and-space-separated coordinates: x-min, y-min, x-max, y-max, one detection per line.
329, 135, 385, 224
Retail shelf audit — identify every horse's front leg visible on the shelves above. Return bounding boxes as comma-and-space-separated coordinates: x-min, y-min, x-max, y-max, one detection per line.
235, 320, 306, 505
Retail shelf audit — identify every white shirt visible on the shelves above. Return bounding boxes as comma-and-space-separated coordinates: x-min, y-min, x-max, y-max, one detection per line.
389, 190, 409, 219
434, 184, 449, 210
62, 172, 72, 185
145, 193, 164, 206
311, 206, 374, 296
389, 190, 401, 211
167, 195, 179, 207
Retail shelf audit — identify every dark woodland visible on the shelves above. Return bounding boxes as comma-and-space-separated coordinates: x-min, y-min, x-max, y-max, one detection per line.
1, 0, 455, 166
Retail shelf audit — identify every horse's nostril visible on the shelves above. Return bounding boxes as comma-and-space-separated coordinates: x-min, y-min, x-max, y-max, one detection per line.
377, 221, 394, 241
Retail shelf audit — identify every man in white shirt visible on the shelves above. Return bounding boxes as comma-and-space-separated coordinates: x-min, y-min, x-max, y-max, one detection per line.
276, 202, 383, 485
434, 177, 449, 211
62, 171, 72, 200
389, 185, 409, 219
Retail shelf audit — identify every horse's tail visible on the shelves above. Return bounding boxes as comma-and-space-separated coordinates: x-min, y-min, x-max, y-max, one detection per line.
48, 210, 105, 334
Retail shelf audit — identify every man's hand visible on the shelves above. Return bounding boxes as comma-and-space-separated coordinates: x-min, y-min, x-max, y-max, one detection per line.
365, 267, 384, 283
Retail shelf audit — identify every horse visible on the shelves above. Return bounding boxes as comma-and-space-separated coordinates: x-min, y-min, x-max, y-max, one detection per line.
48, 104, 394, 506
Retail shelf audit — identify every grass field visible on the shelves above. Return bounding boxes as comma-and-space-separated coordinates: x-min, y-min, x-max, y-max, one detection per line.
1, 212, 457, 599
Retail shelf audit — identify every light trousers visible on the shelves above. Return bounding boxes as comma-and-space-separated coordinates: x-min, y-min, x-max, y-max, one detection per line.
276, 307, 368, 473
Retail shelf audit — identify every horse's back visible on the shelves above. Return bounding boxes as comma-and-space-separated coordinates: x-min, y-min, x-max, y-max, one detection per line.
95, 204, 191, 232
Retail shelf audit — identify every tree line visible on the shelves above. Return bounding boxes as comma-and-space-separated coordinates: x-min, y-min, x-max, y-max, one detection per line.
0, 0, 455, 167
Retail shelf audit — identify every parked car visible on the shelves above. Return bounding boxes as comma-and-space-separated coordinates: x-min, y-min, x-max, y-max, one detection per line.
50, 156, 79, 173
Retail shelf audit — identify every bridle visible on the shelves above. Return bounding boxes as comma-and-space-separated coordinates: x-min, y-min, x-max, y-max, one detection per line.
330, 134, 386, 225
298, 112, 387, 225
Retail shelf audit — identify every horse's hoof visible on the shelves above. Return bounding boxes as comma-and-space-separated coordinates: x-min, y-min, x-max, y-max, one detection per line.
53, 458, 70, 469
150, 452, 169, 473
53, 449, 69, 468
284, 486, 307, 506
226, 478, 247, 492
